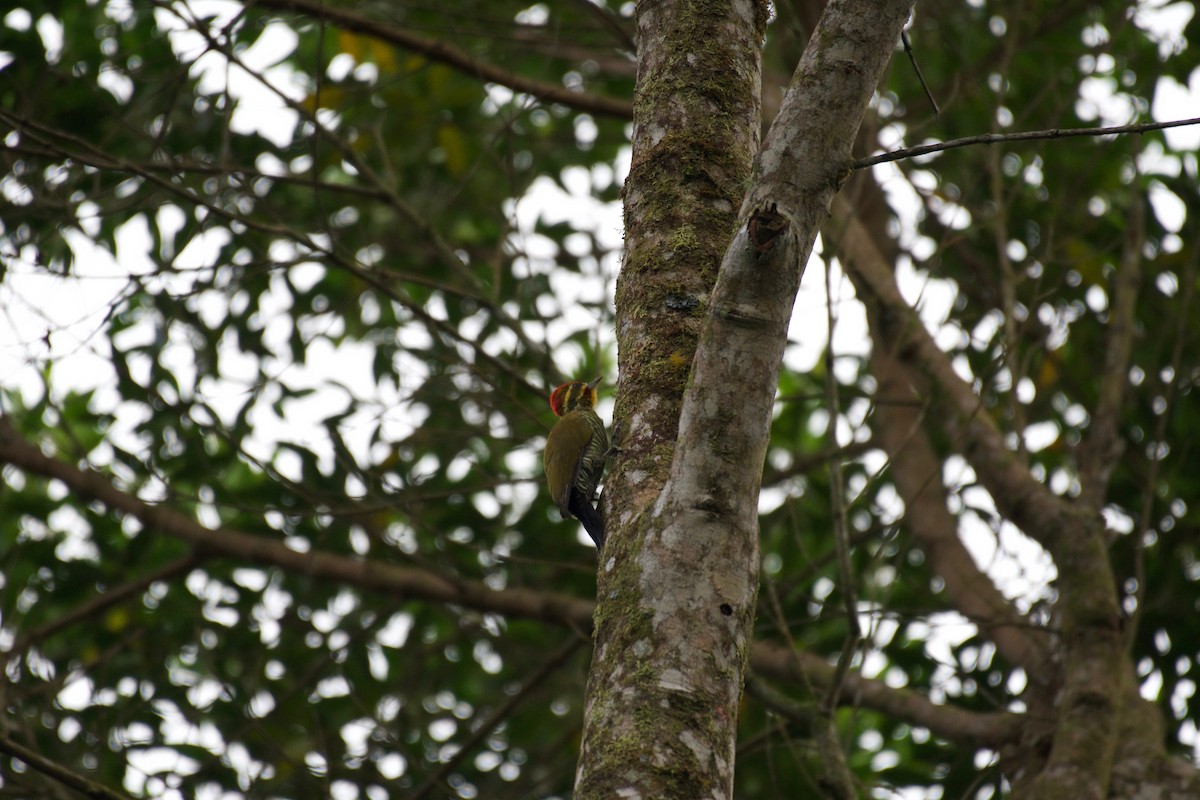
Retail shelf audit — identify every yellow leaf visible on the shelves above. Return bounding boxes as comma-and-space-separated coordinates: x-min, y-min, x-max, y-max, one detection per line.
1037, 356, 1059, 389
105, 607, 131, 633
438, 124, 469, 176
367, 40, 397, 73
337, 31, 363, 60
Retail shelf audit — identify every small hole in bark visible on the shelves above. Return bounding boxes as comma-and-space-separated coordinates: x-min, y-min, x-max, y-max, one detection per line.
719, 603, 733, 616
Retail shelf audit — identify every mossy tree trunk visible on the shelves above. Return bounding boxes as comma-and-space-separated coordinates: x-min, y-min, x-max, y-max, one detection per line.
578, 1, 914, 796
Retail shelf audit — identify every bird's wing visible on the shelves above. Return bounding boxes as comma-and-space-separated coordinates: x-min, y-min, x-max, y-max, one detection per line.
544, 419, 594, 514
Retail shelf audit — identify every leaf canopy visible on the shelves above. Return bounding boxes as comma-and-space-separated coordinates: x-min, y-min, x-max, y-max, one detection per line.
1, 0, 1199, 798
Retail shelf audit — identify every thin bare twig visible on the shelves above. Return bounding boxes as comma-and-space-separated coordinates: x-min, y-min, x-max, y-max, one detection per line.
248, 0, 633, 118
0, 733, 135, 800
744, 670, 817, 734
7, 554, 202, 658
568, 0, 637, 52
817, 258, 862, 800
900, 29, 939, 117
1078, 181, 1145, 508
152, 2, 558, 388
852, 116, 1200, 169
2, 106, 545, 398
829, 194, 1049, 670
410, 636, 585, 800
1126, 235, 1198, 650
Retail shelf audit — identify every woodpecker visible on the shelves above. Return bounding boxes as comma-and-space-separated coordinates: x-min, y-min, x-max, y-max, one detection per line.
543, 377, 608, 548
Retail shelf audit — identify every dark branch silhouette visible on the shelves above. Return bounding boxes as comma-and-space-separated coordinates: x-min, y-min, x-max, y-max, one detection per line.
853, 116, 1200, 169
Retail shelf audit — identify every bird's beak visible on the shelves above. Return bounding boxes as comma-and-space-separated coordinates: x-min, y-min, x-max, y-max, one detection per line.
587, 376, 603, 389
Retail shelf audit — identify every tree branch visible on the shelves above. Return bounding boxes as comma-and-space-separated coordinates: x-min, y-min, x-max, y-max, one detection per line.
567, 0, 637, 52
410, 636, 586, 800
248, 0, 633, 119
1125, 235, 1199, 649
759, 563, 860, 798
581, 0, 771, 796
0, 418, 595, 629
750, 641, 1022, 748
1, 106, 547, 400
150, 4, 561, 391
0, 732, 134, 800
1077, 185, 1145, 508
762, 438, 874, 486
817, 260, 862, 800
586, 1, 911, 796
6, 553, 202, 659
0, 416, 1010, 751
835, 198, 1124, 797
827, 194, 1050, 670
852, 116, 1200, 169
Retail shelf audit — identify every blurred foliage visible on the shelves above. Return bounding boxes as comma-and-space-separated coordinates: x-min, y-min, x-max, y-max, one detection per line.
0, 0, 1198, 798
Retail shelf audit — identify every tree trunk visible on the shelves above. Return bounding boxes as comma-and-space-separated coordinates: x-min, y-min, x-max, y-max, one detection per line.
577, 1, 915, 796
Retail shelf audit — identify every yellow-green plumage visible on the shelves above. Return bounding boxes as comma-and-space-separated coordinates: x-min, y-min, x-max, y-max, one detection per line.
544, 378, 608, 547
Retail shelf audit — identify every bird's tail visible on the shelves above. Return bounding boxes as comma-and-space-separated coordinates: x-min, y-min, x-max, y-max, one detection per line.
569, 491, 605, 549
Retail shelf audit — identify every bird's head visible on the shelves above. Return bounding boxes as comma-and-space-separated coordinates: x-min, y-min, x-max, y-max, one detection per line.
549, 376, 602, 417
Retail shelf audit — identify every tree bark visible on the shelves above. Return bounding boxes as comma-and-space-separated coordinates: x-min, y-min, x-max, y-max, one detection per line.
841, 197, 1126, 797
582, 0, 768, 795
579, 1, 914, 796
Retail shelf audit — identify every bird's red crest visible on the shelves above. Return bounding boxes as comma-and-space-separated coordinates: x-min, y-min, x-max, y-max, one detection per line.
548, 377, 601, 417
549, 383, 573, 417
